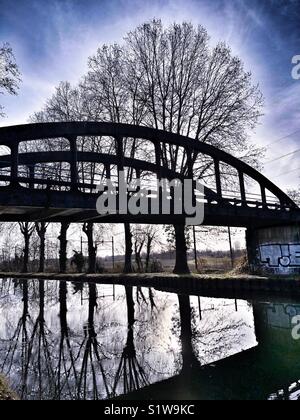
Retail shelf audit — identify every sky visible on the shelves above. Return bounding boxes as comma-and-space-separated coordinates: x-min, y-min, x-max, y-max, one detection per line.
0, 0, 300, 192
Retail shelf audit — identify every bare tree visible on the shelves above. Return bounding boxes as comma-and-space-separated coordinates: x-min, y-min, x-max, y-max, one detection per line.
18, 222, 35, 273
131, 225, 161, 273
133, 226, 145, 272
31, 20, 263, 273
83, 20, 263, 273
30, 82, 109, 272
287, 188, 300, 206
0, 42, 21, 116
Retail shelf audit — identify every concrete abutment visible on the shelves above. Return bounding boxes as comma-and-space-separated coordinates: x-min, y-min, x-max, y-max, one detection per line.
247, 225, 300, 276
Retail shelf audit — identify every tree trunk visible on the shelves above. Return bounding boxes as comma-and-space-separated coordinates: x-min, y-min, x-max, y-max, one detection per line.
134, 241, 144, 273
145, 236, 153, 273
22, 232, 30, 273
83, 222, 97, 274
124, 223, 133, 273
58, 223, 70, 273
173, 224, 190, 274
36, 222, 47, 272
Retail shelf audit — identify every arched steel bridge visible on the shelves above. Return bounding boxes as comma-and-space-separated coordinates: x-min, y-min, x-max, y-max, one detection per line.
0, 122, 298, 227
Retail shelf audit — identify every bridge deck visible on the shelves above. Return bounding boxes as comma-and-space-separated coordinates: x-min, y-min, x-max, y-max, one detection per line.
0, 186, 299, 226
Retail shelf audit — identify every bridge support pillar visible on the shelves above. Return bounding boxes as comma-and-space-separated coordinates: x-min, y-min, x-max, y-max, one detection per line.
246, 225, 300, 276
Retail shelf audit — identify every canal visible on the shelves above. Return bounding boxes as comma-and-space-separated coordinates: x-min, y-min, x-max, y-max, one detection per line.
0, 278, 299, 400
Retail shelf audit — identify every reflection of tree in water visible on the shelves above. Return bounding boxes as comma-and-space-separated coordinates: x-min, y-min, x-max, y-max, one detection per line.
56, 281, 79, 399
192, 301, 249, 365
112, 286, 149, 396
0, 280, 184, 399
77, 283, 110, 400
1, 280, 32, 398
133, 288, 182, 384
1, 280, 56, 399
23, 280, 56, 399
136, 287, 156, 311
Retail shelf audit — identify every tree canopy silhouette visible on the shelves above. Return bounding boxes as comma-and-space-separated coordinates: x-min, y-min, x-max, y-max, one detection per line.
0, 43, 21, 117
30, 19, 264, 273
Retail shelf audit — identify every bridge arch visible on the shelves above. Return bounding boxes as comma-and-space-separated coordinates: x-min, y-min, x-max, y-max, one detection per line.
0, 122, 299, 275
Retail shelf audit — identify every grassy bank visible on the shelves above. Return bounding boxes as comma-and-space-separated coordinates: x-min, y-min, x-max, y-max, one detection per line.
0, 375, 17, 400
0, 272, 300, 301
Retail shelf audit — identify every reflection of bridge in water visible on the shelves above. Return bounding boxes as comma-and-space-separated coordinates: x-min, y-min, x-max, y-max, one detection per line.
1, 279, 300, 400
123, 300, 300, 401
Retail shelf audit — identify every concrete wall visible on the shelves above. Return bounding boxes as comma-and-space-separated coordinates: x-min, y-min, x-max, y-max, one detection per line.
247, 225, 300, 276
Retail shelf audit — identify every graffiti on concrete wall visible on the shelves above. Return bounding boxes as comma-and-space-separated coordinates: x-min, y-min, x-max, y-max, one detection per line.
263, 303, 300, 329
258, 244, 300, 268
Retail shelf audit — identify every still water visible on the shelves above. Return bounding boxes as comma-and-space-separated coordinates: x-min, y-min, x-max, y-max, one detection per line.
0, 278, 299, 400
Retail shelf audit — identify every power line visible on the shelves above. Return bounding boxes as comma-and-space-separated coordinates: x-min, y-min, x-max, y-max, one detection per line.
264, 129, 300, 148
264, 148, 300, 165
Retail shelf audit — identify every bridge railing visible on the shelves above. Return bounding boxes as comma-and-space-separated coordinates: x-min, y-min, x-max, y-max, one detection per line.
0, 170, 293, 214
